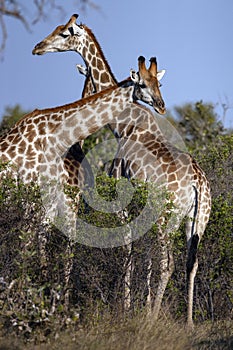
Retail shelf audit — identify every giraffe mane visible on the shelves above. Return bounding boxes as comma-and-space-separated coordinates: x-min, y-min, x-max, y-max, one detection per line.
14, 78, 131, 126
82, 24, 118, 85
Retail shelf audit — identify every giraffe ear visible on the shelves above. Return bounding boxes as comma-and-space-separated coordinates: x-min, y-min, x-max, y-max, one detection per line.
62, 27, 72, 36
76, 64, 88, 77
130, 69, 140, 83
62, 23, 84, 37
157, 69, 166, 81
73, 23, 85, 36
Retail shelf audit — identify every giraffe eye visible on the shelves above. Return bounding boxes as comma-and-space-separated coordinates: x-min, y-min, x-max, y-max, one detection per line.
60, 33, 69, 38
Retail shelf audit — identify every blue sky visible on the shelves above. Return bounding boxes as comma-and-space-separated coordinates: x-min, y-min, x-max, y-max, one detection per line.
1, 0, 233, 128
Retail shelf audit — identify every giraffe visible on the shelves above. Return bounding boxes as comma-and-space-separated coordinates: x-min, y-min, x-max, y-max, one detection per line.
0, 57, 165, 242
32, 15, 211, 327
0, 56, 165, 307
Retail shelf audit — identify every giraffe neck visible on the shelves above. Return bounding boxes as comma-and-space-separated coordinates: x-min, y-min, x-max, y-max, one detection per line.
79, 26, 117, 96
57, 82, 139, 152
78, 27, 157, 139
107, 104, 167, 142
0, 81, 135, 163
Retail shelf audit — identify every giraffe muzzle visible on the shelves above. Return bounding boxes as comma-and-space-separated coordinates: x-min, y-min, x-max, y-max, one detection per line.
32, 42, 50, 55
153, 98, 166, 115
32, 43, 44, 55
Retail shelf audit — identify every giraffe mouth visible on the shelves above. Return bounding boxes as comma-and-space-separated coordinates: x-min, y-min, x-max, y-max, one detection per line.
32, 45, 45, 55
152, 99, 166, 115
154, 105, 166, 115
32, 42, 57, 55
32, 49, 43, 55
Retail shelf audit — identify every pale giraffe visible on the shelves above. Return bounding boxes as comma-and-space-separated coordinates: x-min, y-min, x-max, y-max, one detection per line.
0, 57, 165, 240
0, 57, 164, 306
32, 14, 211, 327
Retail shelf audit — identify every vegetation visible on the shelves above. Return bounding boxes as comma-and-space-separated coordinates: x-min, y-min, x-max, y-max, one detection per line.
0, 315, 233, 350
167, 101, 225, 150
0, 105, 29, 137
0, 102, 233, 348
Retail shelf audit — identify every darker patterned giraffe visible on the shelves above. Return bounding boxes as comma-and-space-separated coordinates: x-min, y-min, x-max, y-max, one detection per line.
32, 15, 211, 328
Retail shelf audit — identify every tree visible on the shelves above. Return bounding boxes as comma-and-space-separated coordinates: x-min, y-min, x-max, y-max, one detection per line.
167, 101, 225, 151
0, 104, 29, 136
193, 133, 233, 321
0, 0, 98, 53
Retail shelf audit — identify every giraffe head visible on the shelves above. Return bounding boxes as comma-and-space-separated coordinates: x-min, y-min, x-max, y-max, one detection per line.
32, 13, 117, 92
32, 14, 86, 55
130, 56, 166, 115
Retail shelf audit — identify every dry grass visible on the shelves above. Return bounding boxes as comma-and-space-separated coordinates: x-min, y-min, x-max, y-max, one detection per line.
0, 314, 232, 350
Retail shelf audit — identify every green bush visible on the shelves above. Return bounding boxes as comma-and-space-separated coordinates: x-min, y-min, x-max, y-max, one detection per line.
0, 164, 78, 339
0, 106, 233, 343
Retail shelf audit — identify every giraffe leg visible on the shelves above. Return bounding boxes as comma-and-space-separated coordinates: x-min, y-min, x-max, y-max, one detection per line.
145, 239, 153, 311
37, 225, 49, 282
63, 241, 74, 309
61, 200, 78, 310
52, 188, 78, 310
151, 226, 174, 319
186, 233, 199, 329
130, 235, 151, 312
117, 210, 133, 312
185, 194, 201, 329
185, 181, 211, 328
124, 243, 132, 311
124, 225, 134, 312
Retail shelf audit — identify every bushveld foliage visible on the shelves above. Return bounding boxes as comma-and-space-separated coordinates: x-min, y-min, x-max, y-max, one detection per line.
0, 102, 232, 347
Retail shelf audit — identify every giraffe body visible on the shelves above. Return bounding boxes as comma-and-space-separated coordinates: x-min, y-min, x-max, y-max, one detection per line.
32, 15, 211, 327
0, 66, 163, 235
